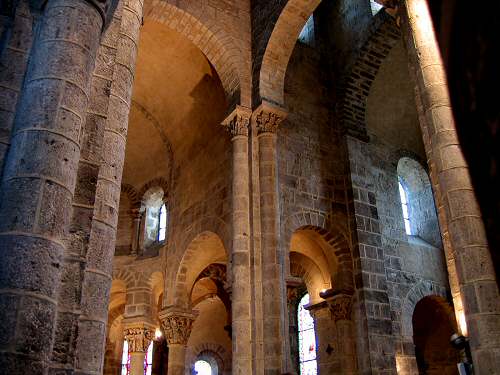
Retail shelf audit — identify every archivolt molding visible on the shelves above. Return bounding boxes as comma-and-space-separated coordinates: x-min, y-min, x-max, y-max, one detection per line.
121, 183, 141, 209
400, 280, 449, 339
338, 12, 401, 139
145, 0, 248, 108
186, 343, 231, 374
258, 0, 322, 107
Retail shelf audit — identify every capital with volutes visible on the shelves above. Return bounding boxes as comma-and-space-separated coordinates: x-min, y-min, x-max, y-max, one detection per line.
221, 105, 252, 138
123, 323, 155, 353
252, 101, 287, 135
326, 293, 353, 322
159, 308, 198, 346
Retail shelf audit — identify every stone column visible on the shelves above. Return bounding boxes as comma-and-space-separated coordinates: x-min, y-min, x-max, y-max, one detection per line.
308, 302, 337, 375
253, 101, 287, 373
398, 0, 500, 371
159, 309, 197, 375
327, 294, 356, 375
0, 0, 108, 372
221, 105, 253, 375
124, 325, 154, 375
131, 208, 143, 255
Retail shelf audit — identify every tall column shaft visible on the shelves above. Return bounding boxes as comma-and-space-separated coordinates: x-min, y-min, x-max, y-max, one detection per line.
400, 0, 500, 371
254, 102, 287, 373
129, 352, 146, 375
159, 309, 196, 375
0, 0, 103, 371
222, 106, 253, 374
167, 344, 186, 375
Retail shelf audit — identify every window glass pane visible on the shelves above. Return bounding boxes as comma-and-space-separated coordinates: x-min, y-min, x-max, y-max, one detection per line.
402, 204, 409, 219
194, 360, 212, 375
121, 340, 130, 375
298, 293, 317, 375
300, 360, 318, 375
398, 182, 407, 204
404, 219, 412, 235
158, 204, 167, 241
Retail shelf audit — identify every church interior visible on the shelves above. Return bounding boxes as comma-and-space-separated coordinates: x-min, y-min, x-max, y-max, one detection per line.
0, 0, 499, 374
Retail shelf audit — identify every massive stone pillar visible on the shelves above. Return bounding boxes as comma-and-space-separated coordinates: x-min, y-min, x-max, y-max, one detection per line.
159, 309, 196, 375
222, 106, 254, 375
308, 302, 337, 375
253, 101, 287, 374
0, 0, 108, 371
399, 0, 500, 371
328, 294, 356, 375
124, 325, 155, 375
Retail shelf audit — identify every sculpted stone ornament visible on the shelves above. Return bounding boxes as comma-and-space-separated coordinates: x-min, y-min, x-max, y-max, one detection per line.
327, 294, 353, 322
159, 309, 197, 345
221, 105, 252, 137
124, 327, 154, 353
253, 101, 287, 135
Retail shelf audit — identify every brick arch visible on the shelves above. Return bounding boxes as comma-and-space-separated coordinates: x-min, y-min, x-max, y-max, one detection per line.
121, 183, 141, 209
112, 269, 136, 289
258, 0, 322, 106
338, 12, 401, 139
167, 224, 229, 308
146, 0, 246, 109
186, 342, 231, 375
139, 177, 171, 202
400, 281, 449, 339
283, 210, 354, 291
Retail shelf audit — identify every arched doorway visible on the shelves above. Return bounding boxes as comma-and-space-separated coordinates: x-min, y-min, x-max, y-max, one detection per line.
412, 296, 460, 374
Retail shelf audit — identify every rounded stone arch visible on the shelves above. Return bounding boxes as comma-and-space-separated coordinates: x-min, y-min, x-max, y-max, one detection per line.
338, 12, 401, 138
186, 343, 232, 375
283, 211, 354, 292
145, 0, 247, 109
121, 183, 141, 209
289, 252, 329, 303
167, 229, 229, 309
139, 177, 170, 203
400, 281, 449, 339
259, 0, 322, 106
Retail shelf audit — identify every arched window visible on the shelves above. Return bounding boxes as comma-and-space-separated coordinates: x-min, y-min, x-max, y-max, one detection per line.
397, 157, 442, 247
142, 187, 168, 247
121, 340, 154, 375
298, 293, 317, 375
298, 15, 315, 46
370, 0, 383, 15
194, 359, 212, 375
158, 203, 167, 242
398, 178, 412, 235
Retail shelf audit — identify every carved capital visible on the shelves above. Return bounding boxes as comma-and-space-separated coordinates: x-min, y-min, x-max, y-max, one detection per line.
327, 294, 353, 322
159, 309, 197, 346
253, 101, 287, 135
123, 326, 154, 353
221, 106, 252, 137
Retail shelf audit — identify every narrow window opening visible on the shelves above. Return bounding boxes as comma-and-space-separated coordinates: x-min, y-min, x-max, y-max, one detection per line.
370, 0, 384, 15
298, 293, 317, 375
398, 178, 412, 235
298, 15, 315, 46
158, 203, 167, 242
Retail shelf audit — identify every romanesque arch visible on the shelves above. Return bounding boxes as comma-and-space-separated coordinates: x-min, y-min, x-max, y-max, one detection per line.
259, 0, 322, 106
146, 0, 248, 108
338, 12, 400, 138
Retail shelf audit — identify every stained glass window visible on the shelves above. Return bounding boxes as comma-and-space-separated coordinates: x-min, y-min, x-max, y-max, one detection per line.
194, 359, 212, 375
158, 204, 167, 241
121, 340, 154, 375
121, 340, 130, 375
144, 341, 153, 375
298, 293, 317, 375
398, 178, 412, 235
